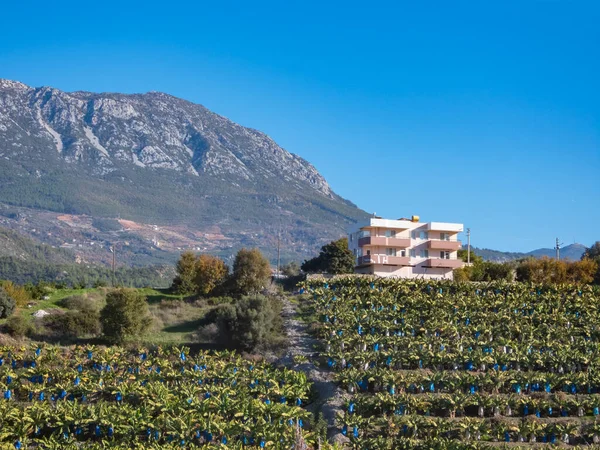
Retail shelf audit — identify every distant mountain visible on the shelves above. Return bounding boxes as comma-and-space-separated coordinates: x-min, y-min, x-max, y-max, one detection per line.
472, 243, 587, 262
0, 79, 369, 264
527, 243, 587, 261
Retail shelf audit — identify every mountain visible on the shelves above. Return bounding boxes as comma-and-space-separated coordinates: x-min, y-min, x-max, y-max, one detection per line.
0, 227, 74, 264
0, 79, 368, 264
472, 243, 587, 262
526, 243, 587, 261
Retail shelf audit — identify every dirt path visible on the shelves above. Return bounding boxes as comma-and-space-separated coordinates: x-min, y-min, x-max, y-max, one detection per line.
276, 297, 349, 445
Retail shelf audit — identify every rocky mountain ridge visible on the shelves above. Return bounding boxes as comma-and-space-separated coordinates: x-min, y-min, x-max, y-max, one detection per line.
0, 79, 368, 263
0, 78, 332, 195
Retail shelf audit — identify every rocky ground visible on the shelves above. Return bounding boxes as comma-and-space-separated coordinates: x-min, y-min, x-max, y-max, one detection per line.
276, 297, 350, 446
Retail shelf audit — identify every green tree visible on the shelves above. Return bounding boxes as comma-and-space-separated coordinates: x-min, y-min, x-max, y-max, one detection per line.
583, 241, 600, 260
301, 237, 354, 274
281, 261, 300, 277
171, 251, 198, 295
100, 288, 151, 343
457, 248, 483, 265
0, 287, 16, 318
195, 254, 228, 296
213, 294, 283, 351
231, 248, 272, 295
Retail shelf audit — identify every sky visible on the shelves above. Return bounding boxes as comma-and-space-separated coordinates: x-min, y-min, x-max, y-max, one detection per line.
0, 0, 598, 252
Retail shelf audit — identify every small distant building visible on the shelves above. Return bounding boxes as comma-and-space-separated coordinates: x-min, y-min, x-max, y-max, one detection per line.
348, 215, 464, 279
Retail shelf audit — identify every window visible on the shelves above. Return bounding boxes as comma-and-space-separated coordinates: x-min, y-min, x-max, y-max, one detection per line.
349, 233, 353, 242
411, 230, 417, 239
410, 249, 416, 257
359, 230, 371, 238
385, 248, 397, 256
366, 250, 371, 256
420, 249, 429, 258
384, 229, 396, 238
440, 232, 450, 241
400, 250, 406, 257
440, 251, 450, 259
419, 231, 429, 240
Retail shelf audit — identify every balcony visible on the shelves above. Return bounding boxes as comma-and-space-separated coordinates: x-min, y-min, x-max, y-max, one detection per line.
424, 258, 464, 269
357, 255, 411, 266
427, 222, 464, 233
358, 236, 411, 248
428, 239, 462, 251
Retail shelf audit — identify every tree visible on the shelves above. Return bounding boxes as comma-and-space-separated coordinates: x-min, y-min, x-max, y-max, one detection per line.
213, 294, 283, 351
301, 237, 354, 274
0, 281, 30, 307
231, 248, 272, 295
582, 241, 600, 285
171, 251, 198, 295
567, 258, 598, 285
195, 254, 228, 296
457, 249, 483, 265
172, 251, 198, 295
0, 288, 16, 319
100, 288, 152, 343
281, 261, 300, 277
515, 256, 597, 285
583, 242, 600, 260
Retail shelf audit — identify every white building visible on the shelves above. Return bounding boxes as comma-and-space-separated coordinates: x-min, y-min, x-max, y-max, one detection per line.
348, 216, 464, 279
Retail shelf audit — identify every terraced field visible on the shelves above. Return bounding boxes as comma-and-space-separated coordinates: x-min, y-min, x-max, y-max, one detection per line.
0, 346, 318, 449
303, 277, 600, 449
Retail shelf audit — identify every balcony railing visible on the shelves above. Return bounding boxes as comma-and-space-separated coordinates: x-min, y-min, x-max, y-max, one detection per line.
424, 258, 464, 269
358, 236, 411, 248
428, 239, 462, 251
357, 255, 411, 266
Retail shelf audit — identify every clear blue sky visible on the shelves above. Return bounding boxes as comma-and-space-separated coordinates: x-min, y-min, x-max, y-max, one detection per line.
1, 1, 598, 252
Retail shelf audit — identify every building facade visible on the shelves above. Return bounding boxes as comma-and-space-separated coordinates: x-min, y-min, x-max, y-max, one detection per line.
348, 216, 464, 279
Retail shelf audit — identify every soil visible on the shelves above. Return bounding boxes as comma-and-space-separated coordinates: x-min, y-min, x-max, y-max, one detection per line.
276, 297, 350, 445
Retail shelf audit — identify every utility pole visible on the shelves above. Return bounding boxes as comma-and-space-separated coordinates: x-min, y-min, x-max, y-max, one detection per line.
276, 225, 281, 279
110, 244, 116, 287
466, 228, 471, 264
555, 238, 563, 261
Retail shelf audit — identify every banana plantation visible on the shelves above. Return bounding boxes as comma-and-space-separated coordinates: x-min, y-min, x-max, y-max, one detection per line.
0, 345, 317, 449
302, 277, 600, 449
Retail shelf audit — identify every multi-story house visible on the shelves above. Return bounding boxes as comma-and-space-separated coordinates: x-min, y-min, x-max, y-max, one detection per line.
347, 216, 464, 279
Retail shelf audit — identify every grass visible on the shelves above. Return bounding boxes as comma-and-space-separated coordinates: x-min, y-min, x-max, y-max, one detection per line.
146, 299, 212, 344
2, 287, 215, 346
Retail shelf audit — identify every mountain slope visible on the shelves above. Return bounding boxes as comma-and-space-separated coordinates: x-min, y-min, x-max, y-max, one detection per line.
0, 227, 74, 264
472, 243, 586, 262
0, 79, 368, 263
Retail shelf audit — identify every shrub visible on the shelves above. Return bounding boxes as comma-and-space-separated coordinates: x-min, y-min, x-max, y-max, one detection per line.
60, 295, 89, 310
212, 294, 284, 351
281, 261, 300, 277
44, 309, 101, 338
231, 248, 272, 295
0, 281, 30, 307
206, 296, 234, 306
5, 316, 33, 337
60, 291, 106, 312
100, 288, 152, 343
0, 288, 16, 318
